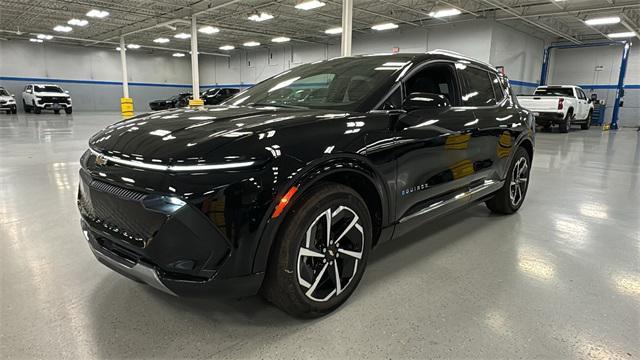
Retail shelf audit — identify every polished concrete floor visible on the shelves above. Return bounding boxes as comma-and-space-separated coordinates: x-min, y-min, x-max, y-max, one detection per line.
1, 112, 638, 359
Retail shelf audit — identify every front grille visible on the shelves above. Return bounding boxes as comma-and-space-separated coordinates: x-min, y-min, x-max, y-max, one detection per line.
79, 177, 168, 247
40, 96, 69, 103
90, 180, 146, 201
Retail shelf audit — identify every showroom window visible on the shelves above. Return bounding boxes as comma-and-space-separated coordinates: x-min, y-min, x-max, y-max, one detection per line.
404, 63, 458, 106
460, 67, 497, 106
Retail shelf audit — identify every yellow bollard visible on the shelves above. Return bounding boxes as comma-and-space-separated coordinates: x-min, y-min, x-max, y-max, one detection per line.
188, 98, 204, 107
120, 97, 134, 118
602, 123, 610, 131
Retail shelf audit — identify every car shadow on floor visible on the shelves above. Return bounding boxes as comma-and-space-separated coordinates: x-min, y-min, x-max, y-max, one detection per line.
86, 202, 517, 358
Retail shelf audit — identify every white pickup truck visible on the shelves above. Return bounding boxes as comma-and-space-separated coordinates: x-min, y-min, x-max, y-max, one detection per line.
518, 85, 593, 133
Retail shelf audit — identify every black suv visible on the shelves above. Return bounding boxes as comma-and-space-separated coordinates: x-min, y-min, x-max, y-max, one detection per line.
201, 87, 240, 105
149, 93, 192, 111
78, 51, 534, 317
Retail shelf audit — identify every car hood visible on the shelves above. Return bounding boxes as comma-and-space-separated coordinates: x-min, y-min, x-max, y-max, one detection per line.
0, 95, 14, 101
35, 92, 70, 97
89, 105, 352, 167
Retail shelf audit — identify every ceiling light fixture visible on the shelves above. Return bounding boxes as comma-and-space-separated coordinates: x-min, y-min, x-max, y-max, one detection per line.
174, 33, 191, 39
198, 26, 220, 34
172, 53, 186, 57
126, 44, 140, 49
86, 9, 109, 18
248, 12, 274, 22
371, 23, 399, 31
68, 18, 89, 26
29, 38, 44, 43
219, 45, 235, 50
607, 31, 637, 38
37, 34, 53, 40
429, 8, 461, 18
325, 27, 342, 35
153, 37, 170, 43
295, 0, 326, 10
243, 41, 260, 47
272, 36, 291, 43
584, 16, 621, 25
53, 25, 72, 33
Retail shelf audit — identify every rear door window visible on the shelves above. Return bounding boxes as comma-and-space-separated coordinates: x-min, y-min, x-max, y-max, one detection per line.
459, 67, 497, 106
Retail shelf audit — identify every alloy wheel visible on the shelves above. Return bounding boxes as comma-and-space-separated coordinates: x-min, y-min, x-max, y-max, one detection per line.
509, 157, 529, 206
296, 206, 364, 302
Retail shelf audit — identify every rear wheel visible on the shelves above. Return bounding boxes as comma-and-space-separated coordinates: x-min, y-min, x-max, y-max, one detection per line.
559, 110, 572, 133
581, 111, 592, 130
262, 183, 372, 318
486, 147, 531, 214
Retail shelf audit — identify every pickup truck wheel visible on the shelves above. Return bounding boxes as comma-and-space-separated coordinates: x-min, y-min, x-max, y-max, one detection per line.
559, 110, 572, 133
65, 108, 73, 114
262, 183, 372, 318
33, 101, 41, 114
5, 110, 10, 114
486, 147, 530, 214
581, 111, 592, 130
54, 109, 60, 114
23, 100, 31, 113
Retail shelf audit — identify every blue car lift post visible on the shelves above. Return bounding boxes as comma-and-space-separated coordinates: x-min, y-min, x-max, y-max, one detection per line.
539, 41, 631, 130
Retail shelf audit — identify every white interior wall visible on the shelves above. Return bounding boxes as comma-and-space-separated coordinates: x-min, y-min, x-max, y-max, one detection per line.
548, 43, 639, 127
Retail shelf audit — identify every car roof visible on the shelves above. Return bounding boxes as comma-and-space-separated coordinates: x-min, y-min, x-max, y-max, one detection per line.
30, 84, 62, 88
538, 85, 579, 88
339, 50, 499, 74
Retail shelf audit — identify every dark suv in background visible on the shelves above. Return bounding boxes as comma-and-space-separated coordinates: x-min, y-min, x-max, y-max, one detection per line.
201, 87, 240, 105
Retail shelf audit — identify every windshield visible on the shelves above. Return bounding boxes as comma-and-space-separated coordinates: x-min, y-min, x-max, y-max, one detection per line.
534, 87, 574, 97
223, 56, 414, 111
0, 88, 9, 96
35, 85, 64, 93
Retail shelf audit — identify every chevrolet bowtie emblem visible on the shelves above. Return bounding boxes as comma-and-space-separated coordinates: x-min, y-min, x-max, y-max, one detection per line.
95, 154, 108, 166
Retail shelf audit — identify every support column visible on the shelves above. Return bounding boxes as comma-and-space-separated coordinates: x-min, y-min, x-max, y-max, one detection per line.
611, 41, 630, 130
119, 36, 134, 117
189, 15, 203, 107
341, 0, 353, 57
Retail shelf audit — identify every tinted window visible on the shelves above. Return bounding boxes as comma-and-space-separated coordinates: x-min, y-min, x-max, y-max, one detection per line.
223, 56, 414, 111
379, 87, 402, 110
405, 63, 458, 105
460, 67, 496, 106
0, 88, 9, 96
489, 72, 504, 102
34, 85, 63, 93
534, 87, 574, 97
578, 89, 586, 99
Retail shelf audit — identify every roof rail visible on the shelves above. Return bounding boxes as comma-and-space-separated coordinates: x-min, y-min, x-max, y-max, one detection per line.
427, 49, 496, 70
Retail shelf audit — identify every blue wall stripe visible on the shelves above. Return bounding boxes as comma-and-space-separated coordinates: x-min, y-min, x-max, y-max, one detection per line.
2, 75, 638, 91
0, 76, 252, 89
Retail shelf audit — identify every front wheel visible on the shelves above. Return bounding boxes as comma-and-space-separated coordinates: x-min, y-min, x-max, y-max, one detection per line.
65, 107, 73, 114
486, 147, 531, 214
262, 183, 372, 318
11, 108, 17, 114
581, 111, 592, 130
33, 102, 41, 114
24, 100, 31, 113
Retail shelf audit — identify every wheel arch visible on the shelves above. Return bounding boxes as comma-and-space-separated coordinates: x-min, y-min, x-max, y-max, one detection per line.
251, 156, 391, 275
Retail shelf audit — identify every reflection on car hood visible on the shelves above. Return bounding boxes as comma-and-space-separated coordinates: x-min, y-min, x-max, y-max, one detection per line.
89, 105, 351, 166
0, 95, 14, 101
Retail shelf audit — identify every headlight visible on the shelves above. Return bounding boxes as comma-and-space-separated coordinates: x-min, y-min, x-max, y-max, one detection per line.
7, 99, 15, 104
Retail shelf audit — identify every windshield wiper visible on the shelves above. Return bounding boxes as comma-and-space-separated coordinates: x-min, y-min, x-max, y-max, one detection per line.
248, 102, 307, 109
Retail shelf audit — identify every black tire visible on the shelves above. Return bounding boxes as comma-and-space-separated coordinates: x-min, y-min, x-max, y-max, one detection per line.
581, 111, 592, 130
24, 100, 31, 113
5, 110, 10, 114
54, 109, 60, 114
11, 108, 17, 114
543, 124, 552, 132
33, 102, 41, 114
559, 110, 572, 133
262, 183, 372, 318
65, 108, 73, 114
486, 147, 531, 214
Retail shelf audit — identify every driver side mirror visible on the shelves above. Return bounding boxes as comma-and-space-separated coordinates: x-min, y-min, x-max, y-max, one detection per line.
403, 92, 451, 111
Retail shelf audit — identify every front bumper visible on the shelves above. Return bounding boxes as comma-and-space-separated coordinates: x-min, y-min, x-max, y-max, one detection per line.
78, 170, 264, 297
0, 103, 16, 111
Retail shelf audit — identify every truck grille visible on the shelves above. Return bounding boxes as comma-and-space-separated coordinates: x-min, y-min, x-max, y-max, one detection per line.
40, 96, 70, 104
